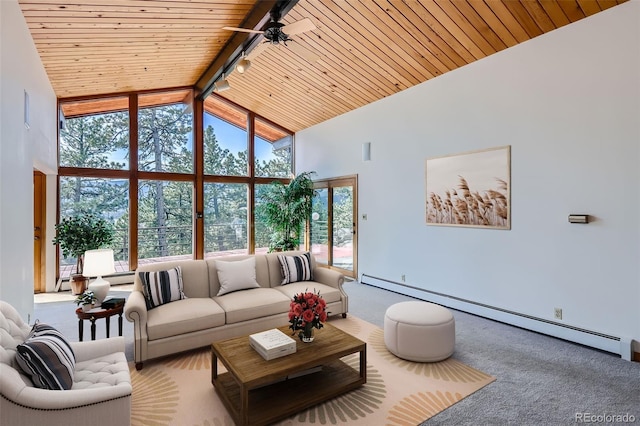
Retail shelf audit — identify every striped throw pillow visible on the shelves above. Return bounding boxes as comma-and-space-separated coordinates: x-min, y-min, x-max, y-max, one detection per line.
16, 322, 76, 390
139, 266, 187, 310
278, 252, 313, 285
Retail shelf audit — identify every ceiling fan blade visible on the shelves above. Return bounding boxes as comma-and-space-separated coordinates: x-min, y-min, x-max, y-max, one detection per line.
282, 18, 316, 36
222, 26, 264, 34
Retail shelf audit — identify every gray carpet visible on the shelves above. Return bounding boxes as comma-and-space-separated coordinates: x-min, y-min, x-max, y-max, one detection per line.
34, 289, 136, 361
34, 281, 639, 425
345, 281, 640, 426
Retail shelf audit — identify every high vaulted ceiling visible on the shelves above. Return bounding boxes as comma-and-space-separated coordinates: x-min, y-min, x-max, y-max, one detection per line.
19, 0, 627, 133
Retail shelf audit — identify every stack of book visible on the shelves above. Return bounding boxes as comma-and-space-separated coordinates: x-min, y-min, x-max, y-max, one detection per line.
101, 297, 126, 309
249, 329, 297, 361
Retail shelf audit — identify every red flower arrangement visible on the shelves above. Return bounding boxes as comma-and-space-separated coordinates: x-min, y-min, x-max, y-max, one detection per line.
288, 290, 328, 341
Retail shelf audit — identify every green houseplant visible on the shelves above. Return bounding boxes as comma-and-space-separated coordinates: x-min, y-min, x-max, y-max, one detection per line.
52, 213, 115, 294
260, 171, 316, 252
74, 290, 98, 312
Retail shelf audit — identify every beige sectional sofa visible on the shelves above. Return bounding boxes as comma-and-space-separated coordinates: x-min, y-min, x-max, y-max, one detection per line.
124, 251, 347, 369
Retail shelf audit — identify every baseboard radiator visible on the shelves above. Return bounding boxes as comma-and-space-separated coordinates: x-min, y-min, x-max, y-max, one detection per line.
361, 274, 633, 360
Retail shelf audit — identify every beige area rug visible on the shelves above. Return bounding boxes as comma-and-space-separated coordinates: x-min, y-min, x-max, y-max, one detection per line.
129, 316, 495, 426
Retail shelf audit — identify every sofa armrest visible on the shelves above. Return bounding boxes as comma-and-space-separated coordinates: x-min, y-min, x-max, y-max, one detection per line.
123, 290, 149, 365
313, 267, 345, 289
313, 267, 348, 316
124, 291, 148, 338
124, 291, 146, 323
12, 383, 132, 409
71, 336, 125, 362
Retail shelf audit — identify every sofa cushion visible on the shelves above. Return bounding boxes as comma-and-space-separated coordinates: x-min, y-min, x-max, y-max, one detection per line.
139, 267, 187, 310
278, 252, 313, 284
214, 288, 291, 324
73, 351, 131, 390
215, 257, 261, 296
275, 282, 343, 305
15, 322, 75, 390
147, 298, 225, 341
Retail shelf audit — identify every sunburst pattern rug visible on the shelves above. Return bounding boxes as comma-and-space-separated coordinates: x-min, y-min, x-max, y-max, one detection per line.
129, 316, 495, 425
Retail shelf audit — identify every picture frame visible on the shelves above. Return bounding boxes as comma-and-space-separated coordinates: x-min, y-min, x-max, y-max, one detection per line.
425, 146, 511, 229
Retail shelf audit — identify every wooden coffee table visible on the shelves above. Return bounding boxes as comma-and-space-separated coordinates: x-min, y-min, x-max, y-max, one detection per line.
211, 322, 366, 426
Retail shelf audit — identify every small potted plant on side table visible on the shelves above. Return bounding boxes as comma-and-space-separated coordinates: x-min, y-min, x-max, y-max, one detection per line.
75, 290, 98, 312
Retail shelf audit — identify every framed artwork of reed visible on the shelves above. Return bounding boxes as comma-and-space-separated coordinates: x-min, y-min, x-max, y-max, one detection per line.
425, 145, 511, 229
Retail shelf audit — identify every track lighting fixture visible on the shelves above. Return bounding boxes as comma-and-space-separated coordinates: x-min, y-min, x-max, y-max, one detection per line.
236, 51, 251, 74
214, 73, 230, 92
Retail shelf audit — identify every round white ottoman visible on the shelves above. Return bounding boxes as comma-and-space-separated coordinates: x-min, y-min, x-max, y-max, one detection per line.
384, 301, 455, 362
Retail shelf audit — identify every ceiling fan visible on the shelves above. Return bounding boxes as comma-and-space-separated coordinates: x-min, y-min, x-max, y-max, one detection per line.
223, 10, 317, 61
223, 6, 316, 45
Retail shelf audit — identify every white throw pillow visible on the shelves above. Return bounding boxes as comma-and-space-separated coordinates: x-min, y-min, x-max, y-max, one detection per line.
215, 257, 261, 296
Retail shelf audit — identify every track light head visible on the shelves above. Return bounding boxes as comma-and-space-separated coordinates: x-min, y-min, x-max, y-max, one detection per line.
236, 51, 252, 74
214, 73, 230, 92
236, 57, 252, 74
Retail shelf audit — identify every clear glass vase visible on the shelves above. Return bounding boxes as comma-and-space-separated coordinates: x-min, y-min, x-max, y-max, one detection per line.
299, 326, 314, 343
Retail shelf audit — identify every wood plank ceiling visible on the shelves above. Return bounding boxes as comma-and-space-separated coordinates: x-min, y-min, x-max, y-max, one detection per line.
19, 0, 627, 133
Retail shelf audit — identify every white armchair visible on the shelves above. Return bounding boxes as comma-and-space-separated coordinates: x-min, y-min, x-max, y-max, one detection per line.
0, 300, 132, 426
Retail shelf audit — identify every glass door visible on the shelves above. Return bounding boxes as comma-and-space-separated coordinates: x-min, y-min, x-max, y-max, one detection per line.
310, 176, 357, 278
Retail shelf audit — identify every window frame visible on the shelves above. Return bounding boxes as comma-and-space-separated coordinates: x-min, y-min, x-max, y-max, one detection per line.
56, 88, 294, 279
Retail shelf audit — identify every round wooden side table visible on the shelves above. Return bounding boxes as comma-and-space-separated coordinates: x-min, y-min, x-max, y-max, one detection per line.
75, 305, 124, 341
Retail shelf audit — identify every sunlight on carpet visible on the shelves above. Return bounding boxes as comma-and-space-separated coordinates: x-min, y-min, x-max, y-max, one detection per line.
129, 316, 495, 426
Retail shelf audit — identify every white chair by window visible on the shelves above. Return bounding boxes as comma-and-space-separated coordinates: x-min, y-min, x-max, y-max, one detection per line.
0, 300, 131, 425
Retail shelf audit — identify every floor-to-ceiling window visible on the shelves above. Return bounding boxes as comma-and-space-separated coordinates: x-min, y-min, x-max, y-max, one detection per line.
254, 117, 294, 253
202, 95, 293, 257
57, 89, 294, 280
58, 95, 131, 279
137, 92, 194, 263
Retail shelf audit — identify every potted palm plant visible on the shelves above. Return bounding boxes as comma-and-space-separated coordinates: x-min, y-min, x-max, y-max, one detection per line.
260, 171, 316, 252
52, 213, 115, 295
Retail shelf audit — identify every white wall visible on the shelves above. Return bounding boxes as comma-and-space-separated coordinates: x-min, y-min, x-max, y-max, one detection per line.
296, 2, 640, 350
0, 0, 57, 318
